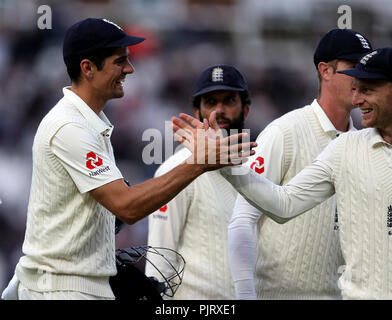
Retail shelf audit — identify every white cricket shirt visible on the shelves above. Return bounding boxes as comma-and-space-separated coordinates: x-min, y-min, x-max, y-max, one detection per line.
15, 87, 123, 298
227, 100, 354, 299
222, 127, 392, 299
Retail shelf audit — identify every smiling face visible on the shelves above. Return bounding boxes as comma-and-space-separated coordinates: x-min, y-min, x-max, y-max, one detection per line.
352, 78, 392, 130
194, 90, 249, 133
91, 47, 134, 101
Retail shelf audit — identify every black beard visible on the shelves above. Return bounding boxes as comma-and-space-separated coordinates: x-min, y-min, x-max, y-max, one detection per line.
198, 109, 245, 137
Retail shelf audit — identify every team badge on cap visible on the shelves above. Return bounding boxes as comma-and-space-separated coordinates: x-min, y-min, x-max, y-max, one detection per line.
355, 34, 371, 50
360, 50, 378, 65
102, 18, 123, 31
211, 67, 224, 82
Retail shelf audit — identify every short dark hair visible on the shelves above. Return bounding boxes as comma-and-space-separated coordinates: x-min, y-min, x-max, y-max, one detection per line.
66, 47, 117, 83
192, 90, 251, 110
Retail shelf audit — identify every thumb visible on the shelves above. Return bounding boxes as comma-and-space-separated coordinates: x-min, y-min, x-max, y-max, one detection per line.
209, 111, 220, 132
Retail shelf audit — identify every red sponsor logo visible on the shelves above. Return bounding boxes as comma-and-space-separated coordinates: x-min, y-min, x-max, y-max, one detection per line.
159, 204, 168, 212
86, 152, 103, 170
250, 156, 264, 174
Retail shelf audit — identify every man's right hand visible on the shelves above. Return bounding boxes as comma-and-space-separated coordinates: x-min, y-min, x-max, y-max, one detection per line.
171, 111, 257, 171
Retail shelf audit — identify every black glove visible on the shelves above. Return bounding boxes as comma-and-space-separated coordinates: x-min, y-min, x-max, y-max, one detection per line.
109, 248, 164, 301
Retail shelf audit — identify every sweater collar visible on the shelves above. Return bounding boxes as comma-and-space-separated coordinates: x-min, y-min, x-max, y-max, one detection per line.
311, 99, 355, 135
369, 128, 392, 147
62, 87, 114, 138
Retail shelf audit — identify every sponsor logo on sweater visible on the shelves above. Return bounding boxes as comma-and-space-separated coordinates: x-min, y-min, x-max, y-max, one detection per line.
86, 151, 103, 170
250, 156, 264, 174
159, 204, 168, 212
86, 151, 111, 177
153, 204, 168, 220
89, 165, 111, 177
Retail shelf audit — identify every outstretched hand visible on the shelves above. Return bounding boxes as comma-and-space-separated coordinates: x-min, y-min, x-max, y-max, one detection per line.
171, 111, 257, 171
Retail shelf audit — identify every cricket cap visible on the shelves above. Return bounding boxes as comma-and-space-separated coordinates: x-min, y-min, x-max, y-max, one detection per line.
313, 28, 372, 68
63, 18, 145, 66
338, 47, 392, 82
193, 65, 248, 97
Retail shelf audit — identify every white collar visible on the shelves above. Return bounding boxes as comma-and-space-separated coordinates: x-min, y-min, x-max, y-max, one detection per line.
62, 87, 113, 137
369, 128, 392, 147
311, 99, 355, 135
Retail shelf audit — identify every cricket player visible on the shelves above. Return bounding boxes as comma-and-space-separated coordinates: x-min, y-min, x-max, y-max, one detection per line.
174, 47, 392, 299
225, 29, 373, 300
1, 18, 254, 300
146, 65, 250, 299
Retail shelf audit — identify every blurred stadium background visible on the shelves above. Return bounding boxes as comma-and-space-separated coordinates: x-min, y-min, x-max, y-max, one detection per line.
0, 0, 390, 290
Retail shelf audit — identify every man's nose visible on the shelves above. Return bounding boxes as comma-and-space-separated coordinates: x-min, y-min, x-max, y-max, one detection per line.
215, 102, 225, 114
352, 89, 364, 106
124, 59, 135, 74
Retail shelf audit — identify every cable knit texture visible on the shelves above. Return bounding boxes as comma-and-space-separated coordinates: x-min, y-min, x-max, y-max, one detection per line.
15, 98, 116, 298
147, 148, 237, 299
254, 105, 343, 299
332, 129, 392, 299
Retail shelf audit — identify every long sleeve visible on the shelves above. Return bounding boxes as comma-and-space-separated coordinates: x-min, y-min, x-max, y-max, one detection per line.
228, 195, 260, 299
221, 158, 336, 224
227, 126, 285, 299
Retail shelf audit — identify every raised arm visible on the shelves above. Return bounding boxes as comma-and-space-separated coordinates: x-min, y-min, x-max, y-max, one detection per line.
172, 111, 336, 223
91, 113, 256, 225
220, 160, 335, 223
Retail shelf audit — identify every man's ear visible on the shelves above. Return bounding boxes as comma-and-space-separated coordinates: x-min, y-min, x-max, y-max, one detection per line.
317, 61, 333, 81
80, 59, 96, 80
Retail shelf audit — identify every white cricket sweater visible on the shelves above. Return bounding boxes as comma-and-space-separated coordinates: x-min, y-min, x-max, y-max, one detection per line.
15, 89, 123, 298
231, 104, 344, 299
222, 127, 392, 299
146, 148, 236, 299
331, 129, 392, 299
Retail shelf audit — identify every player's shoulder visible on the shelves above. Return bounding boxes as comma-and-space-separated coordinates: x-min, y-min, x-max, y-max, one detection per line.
255, 104, 311, 141
336, 127, 373, 141
268, 104, 311, 128
155, 147, 191, 177
351, 127, 373, 136
38, 97, 87, 131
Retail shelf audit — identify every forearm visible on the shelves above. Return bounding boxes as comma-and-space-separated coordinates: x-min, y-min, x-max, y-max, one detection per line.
122, 162, 203, 223
220, 162, 335, 224
91, 161, 204, 224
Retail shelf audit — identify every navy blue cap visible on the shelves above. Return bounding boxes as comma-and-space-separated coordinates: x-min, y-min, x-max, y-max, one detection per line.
63, 18, 145, 66
193, 65, 248, 97
313, 29, 372, 68
338, 47, 392, 82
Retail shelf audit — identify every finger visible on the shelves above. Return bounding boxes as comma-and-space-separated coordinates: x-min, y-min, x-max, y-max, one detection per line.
173, 132, 192, 150
227, 150, 255, 166
203, 118, 209, 131
172, 116, 194, 132
227, 142, 257, 153
208, 111, 220, 132
172, 123, 181, 132
173, 127, 193, 142
221, 133, 252, 145
179, 113, 204, 129
229, 149, 256, 159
